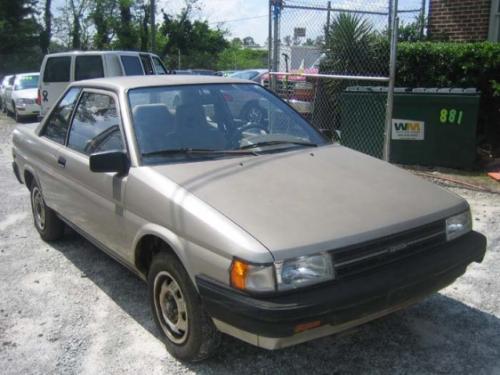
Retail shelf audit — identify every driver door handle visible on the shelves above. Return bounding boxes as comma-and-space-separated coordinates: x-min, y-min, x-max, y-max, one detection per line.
57, 156, 66, 168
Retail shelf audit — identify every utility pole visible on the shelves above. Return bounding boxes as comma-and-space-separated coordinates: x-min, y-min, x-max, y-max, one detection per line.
151, 0, 156, 53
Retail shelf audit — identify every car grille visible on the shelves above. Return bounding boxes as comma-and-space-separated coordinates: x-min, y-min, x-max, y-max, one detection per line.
331, 220, 447, 279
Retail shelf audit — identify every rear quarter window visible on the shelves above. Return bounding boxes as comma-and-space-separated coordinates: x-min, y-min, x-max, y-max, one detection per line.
120, 56, 144, 76
44, 56, 71, 83
75, 55, 104, 81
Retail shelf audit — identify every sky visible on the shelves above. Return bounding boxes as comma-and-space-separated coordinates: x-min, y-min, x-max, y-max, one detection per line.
52, 0, 428, 46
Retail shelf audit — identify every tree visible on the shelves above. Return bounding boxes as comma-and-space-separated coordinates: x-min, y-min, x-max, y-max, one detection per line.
91, 0, 117, 49
0, 0, 40, 55
136, 0, 150, 51
242, 36, 255, 47
115, 0, 138, 49
0, 0, 42, 73
159, 3, 229, 69
40, 0, 52, 54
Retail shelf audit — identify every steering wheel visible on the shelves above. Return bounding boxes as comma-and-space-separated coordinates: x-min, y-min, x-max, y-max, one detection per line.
229, 122, 269, 147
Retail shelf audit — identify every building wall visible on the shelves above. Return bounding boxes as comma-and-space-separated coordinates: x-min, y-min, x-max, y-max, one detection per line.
429, 0, 492, 41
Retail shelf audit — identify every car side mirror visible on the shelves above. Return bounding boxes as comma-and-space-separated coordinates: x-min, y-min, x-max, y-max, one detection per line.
89, 151, 129, 174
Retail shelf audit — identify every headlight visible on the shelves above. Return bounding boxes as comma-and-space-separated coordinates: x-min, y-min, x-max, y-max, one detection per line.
15, 98, 34, 106
275, 253, 334, 290
230, 253, 335, 293
446, 210, 472, 241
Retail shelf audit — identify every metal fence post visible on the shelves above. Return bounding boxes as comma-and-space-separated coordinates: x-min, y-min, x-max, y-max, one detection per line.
420, 0, 426, 39
325, 1, 331, 44
383, 0, 399, 162
271, 0, 282, 91
268, 0, 273, 73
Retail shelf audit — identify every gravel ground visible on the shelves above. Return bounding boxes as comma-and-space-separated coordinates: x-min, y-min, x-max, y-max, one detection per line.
0, 113, 499, 374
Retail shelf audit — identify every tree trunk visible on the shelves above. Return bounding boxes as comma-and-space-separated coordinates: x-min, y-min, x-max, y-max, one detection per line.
40, 0, 52, 54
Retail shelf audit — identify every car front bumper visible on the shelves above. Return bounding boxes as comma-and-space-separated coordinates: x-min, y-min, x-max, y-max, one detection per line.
197, 231, 487, 349
15, 103, 40, 116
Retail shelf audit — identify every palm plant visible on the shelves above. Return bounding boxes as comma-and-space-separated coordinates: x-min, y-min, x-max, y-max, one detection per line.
324, 13, 377, 75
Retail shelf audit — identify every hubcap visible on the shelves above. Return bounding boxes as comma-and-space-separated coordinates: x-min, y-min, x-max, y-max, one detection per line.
31, 187, 46, 231
153, 271, 189, 344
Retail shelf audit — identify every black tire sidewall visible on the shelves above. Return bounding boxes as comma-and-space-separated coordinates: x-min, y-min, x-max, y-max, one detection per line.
148, 252, 219, 362
29, 180, 64, 241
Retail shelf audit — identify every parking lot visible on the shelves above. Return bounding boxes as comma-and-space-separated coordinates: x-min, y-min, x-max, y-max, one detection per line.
0, 112, 499, 374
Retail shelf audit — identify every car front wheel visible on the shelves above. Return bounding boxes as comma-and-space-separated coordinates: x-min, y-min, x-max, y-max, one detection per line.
30, 181, 65, 241
149, 252, 221, 362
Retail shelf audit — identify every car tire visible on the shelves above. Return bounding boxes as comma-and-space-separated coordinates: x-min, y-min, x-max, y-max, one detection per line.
14, 107, 21, 123
148, 252, 221, 362
29, 180, 65, 241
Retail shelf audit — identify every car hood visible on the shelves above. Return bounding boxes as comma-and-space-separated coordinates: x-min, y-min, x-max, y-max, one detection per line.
150, 145, 467, 260
13, 88, 37, 99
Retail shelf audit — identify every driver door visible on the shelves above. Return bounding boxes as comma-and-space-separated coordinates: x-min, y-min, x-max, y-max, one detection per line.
56, 89, 132, 259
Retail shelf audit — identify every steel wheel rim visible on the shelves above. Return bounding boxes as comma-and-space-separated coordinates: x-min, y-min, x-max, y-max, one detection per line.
32, 187, 46, 231
153, 271, 189, 344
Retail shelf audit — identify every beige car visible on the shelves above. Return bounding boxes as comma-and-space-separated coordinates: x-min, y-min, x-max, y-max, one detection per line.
12, 75, 486, 362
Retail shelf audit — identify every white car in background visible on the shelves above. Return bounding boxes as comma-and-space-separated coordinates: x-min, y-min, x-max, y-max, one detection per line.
5, 73, 40, 122
0, 75, 15, 113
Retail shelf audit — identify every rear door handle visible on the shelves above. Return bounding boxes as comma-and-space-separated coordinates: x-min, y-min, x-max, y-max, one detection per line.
57, 156, 66, 168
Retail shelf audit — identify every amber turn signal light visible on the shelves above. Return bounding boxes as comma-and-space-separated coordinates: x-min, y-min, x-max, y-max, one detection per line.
230, 259, 249, 290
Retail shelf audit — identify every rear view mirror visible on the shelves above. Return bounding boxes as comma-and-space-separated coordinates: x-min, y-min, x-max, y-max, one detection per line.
89, 151, 129, 174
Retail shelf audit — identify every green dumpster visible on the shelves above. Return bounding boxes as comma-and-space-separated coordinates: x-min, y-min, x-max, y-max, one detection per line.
339, 87, 481, 169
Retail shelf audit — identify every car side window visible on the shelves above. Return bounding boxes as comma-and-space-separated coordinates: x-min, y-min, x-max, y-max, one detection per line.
140, 54, 154, 75
67, 92, 124, 155
44, 57, 71, 83
75, 55, 104, 81
41, 87, 81, 144
120, 56, 144, 76
152, 57, 168, 75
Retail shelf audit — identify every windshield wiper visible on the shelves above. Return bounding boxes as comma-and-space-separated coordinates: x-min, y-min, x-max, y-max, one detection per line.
239, 140, 318, 150
142, 148, 257, 158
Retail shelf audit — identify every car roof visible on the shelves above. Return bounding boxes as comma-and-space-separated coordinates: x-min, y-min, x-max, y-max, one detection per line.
71, 75, 254, 91
44, 50, 158, 58
15, 72, 39, 77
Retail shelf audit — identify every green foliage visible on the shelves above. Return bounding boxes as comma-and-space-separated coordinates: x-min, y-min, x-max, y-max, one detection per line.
216, 47, 267, 71
0, 0, 41, 73
396, 42, 500, 90
159, 7, 229, 69
0, 0, 40, 54
397, 16, 426, 43
323, 13, 378, 75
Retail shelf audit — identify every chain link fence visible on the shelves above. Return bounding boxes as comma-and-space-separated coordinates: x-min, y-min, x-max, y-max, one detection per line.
266, 0, 425, 159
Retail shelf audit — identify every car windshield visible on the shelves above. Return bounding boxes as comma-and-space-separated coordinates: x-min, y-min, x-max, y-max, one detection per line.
128, 83, 327, 164
230, 71, 259, 80
16, 75, 39, 90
